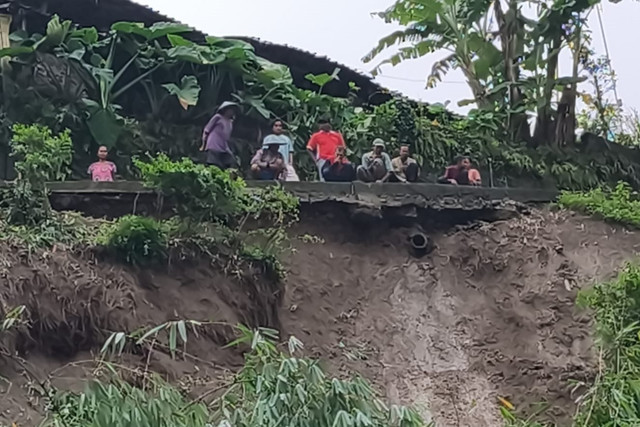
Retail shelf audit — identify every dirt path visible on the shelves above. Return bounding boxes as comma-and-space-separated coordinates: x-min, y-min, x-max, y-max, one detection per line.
281, 209, 640, 426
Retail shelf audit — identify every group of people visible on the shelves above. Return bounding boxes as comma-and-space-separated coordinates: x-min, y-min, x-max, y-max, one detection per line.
87, 101, 482, 187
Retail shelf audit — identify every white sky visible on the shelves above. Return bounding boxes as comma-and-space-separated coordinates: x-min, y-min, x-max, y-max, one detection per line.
135, 0, 640, 115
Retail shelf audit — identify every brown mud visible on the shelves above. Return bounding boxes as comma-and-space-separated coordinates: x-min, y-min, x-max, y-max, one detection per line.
281, 208, 639, 426
0, 207, 638, 426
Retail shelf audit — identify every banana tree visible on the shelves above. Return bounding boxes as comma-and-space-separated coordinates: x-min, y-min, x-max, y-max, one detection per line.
364, 0, 499, 109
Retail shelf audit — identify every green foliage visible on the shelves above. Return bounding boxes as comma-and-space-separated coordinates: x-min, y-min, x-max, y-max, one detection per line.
135, 154, 246, 223
558, 182, 640, 227
3, 124, 72, 226
97, 215, 167, 265
44, 326, 425, 427
572, 264, 640, 426
245, 185, 300, 226
365, 0, 618, 147
43, 373, 211, 427
215, 327, 425, 426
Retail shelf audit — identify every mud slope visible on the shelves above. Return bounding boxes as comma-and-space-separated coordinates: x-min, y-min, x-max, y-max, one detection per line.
281, 209, 640, 426
0, 248, 281, 426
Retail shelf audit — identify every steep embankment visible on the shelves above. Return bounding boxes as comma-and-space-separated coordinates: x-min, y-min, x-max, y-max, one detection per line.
280, 208, 639, 426
0, 207, 637, 426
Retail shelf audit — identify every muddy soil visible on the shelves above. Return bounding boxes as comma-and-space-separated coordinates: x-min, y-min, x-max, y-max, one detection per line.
281, 208, 639, 426
0, 208, 638, 426
0, 249, 279, 425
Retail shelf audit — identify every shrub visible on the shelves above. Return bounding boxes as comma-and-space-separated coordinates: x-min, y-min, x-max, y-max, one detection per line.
3, 124, 72, 226
558, 182, 640, 227
97, 215, 167, 265
573, 264, 640, 426
215, 327, 425, 427
134, 154, 246, 223
245, 185, 300, 225
44, 374, 210, 427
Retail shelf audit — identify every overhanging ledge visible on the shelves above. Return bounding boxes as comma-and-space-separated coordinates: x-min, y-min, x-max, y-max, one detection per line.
45, 180, 558, 210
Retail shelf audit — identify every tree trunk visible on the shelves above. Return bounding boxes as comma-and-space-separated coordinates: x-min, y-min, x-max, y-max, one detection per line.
494, 0, 530, 143
533, 34, 561, 145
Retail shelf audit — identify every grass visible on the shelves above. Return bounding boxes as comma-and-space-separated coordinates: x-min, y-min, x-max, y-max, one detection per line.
558, 182, 640, 228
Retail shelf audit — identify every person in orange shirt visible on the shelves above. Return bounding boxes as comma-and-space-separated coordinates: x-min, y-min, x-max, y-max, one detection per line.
438, 155, 481, 186
306, 117, 346, 181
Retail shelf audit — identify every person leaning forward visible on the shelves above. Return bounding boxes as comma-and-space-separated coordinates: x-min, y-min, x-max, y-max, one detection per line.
200, 101, 239, 170
357, 138, 393, 183
251, 139, 286, 180
390, 144, 420, 183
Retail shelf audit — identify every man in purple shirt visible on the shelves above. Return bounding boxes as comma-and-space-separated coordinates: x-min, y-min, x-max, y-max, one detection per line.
200, 101, 239, 170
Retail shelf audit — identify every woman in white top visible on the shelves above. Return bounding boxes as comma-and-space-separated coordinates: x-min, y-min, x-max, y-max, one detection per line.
263, 119, 299, 181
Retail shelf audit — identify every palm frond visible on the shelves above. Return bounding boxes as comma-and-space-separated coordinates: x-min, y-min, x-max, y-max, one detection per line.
369, 39, 443, 76
362, 28, 427, 64
427, 53, 457, 88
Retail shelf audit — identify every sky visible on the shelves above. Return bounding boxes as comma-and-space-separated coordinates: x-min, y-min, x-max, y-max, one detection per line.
135, 0, 640, 115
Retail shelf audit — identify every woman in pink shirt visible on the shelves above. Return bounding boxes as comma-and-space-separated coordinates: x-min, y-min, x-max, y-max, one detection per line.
88, 146, 117, 182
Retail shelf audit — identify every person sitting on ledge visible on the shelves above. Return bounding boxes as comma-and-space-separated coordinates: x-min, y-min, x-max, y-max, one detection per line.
322, 145, 355, 182
88, 145, 117, 182
391, 144, 420, 183
250, 139, 286, 180
307, 117, 346, 182
357, 138, 393, 183
438, 155, 481, 186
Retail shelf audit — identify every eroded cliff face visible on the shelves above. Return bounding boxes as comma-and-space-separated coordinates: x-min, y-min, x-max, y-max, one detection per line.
0, 206, 636, 426
280, 208, 637, 426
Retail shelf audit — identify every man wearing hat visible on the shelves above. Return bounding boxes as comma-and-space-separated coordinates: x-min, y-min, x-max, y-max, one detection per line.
357, 138, 393, 183
250, 137, 286, 180
200, 101, 239, 170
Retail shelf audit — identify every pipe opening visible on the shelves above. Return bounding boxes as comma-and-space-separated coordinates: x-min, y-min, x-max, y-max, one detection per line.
411, 233, 428, 250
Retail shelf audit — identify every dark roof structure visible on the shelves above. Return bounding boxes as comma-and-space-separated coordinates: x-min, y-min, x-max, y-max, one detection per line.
4, 0, 391, 103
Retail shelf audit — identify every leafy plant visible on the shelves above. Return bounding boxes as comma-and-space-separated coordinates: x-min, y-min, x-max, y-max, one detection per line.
43, 371, 211, 427
135, 154, 246, 223
558, 182, 640, 227
97, 215, 168, 265
214, 327, 425, 426
573, 264, 640, 426
3, 123, 72, 226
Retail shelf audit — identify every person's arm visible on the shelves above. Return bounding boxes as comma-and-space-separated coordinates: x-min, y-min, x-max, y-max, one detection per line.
470, 169, 482, 185
111, 162, 117, 180
306, 134, 318, 161
384, 153, 393, 171
251, 149, 265, 168
361, 153, 369, 167
439, 166, 457, 184
288, 138, 294, 165
391, 158, 402, 174
87, 163, 93, 176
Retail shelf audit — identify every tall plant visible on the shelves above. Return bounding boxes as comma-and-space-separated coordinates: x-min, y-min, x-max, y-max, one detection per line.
365, 0, 615, 146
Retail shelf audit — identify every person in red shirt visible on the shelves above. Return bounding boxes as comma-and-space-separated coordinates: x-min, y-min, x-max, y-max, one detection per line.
438, 155, 481, 186
306, 117, 346, 181
321, 146, 355, 182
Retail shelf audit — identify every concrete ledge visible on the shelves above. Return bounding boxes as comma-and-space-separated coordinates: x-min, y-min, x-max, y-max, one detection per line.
46, 180, 557, 208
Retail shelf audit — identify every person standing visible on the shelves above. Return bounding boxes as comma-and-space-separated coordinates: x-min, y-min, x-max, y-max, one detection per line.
391, 145, 420, 183
306, 117, 345, 182
88, 145, 117, 182
200, 101, 239, 170
357, 139, 393, 183
263, 119, 298, 181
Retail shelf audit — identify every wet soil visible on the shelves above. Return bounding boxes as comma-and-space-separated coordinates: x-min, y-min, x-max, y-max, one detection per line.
1, 208, 638, 426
